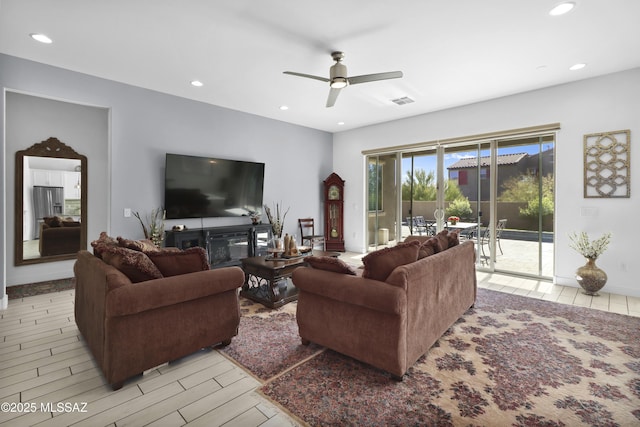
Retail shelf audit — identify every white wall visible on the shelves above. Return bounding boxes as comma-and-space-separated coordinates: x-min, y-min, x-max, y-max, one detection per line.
333, 68, 640, 298
1, 54, 333, 308
5, 91, 110, 287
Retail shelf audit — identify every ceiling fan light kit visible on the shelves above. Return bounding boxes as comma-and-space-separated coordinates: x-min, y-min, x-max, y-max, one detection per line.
330, 78, 348, 89
283, 51, 403, 107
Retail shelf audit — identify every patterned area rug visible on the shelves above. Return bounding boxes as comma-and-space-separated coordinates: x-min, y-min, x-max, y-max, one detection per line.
228, 289, 640, 426
220, 298, 323, 381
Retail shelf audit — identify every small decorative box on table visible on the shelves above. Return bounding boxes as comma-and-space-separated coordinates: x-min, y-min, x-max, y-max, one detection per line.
240, 250, 339, 308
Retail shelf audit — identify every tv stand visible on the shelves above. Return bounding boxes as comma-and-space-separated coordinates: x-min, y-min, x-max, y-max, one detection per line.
164, 224, 272, 269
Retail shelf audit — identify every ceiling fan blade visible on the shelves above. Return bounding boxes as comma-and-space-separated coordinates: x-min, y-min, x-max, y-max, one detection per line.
283, 71, 330, 83
326, 87, 341, 108
348, 71, 403, 85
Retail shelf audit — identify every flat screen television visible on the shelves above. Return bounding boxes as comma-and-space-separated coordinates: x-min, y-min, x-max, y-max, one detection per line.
164, 153, 265, 219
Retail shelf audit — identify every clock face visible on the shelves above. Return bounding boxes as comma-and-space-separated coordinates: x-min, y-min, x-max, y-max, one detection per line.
328, 185, 340, 200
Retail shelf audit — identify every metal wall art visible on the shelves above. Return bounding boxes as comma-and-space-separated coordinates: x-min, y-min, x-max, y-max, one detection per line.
583, 129, 630, 198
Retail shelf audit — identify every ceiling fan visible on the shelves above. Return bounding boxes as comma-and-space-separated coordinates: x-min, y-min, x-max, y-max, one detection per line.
283, 51, 403, 107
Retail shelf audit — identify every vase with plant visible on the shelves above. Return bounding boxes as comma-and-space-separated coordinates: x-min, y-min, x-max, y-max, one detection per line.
133, 208, 166, 248
264, 203, 289, 256
448, 216, 460, 225
568, 231, 611, 296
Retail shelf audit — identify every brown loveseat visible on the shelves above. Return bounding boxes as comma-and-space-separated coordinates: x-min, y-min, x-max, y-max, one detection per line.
292, 235, 476, 379
39, 219, 82, 256
74, 241, 244, 390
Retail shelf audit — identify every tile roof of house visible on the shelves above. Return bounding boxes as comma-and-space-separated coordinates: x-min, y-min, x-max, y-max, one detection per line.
448, 152, 528, 169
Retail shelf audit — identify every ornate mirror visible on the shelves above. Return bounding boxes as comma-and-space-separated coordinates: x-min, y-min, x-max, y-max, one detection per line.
15, 137, 88, 266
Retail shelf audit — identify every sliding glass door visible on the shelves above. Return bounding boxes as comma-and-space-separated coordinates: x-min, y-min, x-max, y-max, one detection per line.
443, 143, 491, 265
494, 136, 555, 277
367, 154, 399, 251
401, 148, 438, 240
365, 130, 555, 279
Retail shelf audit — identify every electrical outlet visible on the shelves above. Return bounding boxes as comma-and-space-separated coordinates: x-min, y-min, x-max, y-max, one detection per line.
124, 208, 132, 218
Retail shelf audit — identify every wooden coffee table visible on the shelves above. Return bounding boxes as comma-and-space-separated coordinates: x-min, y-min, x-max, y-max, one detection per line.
240, 250, 340, 308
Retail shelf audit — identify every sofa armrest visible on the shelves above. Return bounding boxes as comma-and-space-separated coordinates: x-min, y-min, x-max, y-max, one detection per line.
292, 267, 406, 315
106, 266, 244, 317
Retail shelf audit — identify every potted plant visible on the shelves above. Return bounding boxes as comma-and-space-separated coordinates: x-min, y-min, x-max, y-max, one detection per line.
133, 208, 166, 247
264, 202, 289, 257
568, 231, 611, 296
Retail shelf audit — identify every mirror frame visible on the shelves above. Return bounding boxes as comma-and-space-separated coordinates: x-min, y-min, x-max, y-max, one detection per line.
15, 137, 88, 266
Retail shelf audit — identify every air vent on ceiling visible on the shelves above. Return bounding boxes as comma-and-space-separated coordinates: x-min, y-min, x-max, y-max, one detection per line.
391, 96, 415, 105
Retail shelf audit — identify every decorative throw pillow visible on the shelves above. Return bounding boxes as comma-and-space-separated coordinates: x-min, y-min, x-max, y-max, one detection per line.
305, 256, 357, 275
91, 232, 119, 259
404, 235, 430, 245
117, 237, 160, 253
362, 240, 420, 282
101, 246, 163, 283
447, 229, 461, 248
435, 230, 449, 253
418, 238, 438, 259
147, 247, 210, 277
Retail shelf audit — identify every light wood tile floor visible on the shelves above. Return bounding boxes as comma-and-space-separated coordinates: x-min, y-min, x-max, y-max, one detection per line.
0, 291, 300, 427
474, 271, 640, 317
2, 272, 637, 426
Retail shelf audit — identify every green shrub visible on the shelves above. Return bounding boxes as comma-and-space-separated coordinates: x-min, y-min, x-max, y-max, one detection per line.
445, 197, 473, 220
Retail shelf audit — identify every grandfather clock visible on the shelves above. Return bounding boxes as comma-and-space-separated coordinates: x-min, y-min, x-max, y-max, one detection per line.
324, 173, 345, 252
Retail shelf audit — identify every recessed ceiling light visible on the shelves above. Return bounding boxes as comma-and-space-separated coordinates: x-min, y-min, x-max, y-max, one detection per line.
549, 2, 575, 16
569, 63, 586, 71
30, 33, 52, 44
337, 122, 345, 126
279, 105, 289, 111
190, 80, 203, 87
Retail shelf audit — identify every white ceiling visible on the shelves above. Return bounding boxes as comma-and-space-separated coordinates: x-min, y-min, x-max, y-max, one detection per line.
2, 0, 640, 133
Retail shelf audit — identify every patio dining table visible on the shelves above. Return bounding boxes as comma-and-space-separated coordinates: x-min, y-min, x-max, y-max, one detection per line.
446, 221, 478, 231
446, 221, 479, 239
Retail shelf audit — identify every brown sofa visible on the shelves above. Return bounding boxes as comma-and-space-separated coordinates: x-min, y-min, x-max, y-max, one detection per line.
292, 238, 477, 379
74, 249, 244, 390
39, 221, 81, 256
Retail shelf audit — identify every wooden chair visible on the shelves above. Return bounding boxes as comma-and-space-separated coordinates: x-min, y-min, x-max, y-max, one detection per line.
298, 218, 325, 250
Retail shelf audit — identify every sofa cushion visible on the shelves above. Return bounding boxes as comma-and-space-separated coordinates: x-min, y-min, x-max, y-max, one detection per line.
147, 247, 210, 277
117, 237, 160, 253
305, 256, 357, 275
101, 246, 163, 283
362, 240, 420, 282
404, 235, 428, 259
419, 238, 439, 259
447, 229, 461, 248
435, 230, 449, 253
91, 231, 119, 259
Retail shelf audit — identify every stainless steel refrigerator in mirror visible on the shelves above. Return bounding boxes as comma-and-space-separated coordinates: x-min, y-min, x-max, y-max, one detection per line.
32, 185, 64, 239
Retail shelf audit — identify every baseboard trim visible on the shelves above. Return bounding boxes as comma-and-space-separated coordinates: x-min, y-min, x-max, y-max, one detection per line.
6, 277, 75, 300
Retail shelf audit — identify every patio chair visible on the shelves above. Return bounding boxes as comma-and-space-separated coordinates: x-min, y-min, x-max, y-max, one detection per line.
406, 216, 424, 235
479, 219, 507, 258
